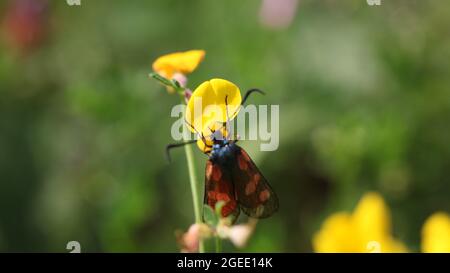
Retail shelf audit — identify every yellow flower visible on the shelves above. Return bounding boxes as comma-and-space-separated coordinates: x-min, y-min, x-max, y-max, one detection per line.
152, 49, 205, 79
185, 79, 242, 153
195, 123, 230, 154
421, 212, 450, 253
313, 192, 407, 253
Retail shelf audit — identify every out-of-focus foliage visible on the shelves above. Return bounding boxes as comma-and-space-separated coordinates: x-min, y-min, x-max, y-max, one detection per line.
0, 0, 449, 252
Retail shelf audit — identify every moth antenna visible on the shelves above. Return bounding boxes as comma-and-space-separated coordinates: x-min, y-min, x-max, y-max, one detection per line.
241, 88, 265, 106
227, 88, 265, 122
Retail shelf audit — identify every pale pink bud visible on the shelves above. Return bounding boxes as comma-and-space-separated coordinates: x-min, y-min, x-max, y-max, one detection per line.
172, 72, 188, 88
178, 223, 211, 253
184, 88, 192, 103
259, 0, 299, 30
3, 0, 49, 52
227, 224, 254, 248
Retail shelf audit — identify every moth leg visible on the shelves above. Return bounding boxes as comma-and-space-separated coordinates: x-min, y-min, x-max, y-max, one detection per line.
165, 140, 197, 162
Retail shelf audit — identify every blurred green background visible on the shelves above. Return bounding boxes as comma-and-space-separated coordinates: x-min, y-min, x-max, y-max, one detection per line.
0, 0, 449, 252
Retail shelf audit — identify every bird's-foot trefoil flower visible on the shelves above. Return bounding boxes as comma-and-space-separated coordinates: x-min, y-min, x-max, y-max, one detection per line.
421, 212, 450, 253
313, 192, 407, 253
150, 49, 205, 94
185, 78, 242, 153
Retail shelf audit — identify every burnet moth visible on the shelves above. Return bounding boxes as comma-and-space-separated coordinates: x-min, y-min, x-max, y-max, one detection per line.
167, 89, 279, 221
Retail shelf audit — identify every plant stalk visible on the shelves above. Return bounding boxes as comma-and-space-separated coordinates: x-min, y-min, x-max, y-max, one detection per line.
181, 96, 204, 253
215, 236, 222, 253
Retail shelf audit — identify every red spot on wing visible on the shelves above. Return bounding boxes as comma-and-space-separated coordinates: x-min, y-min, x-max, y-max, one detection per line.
212, 164, 222, 180
253, 173, 261, 185
207, 191, 216, 200
205, 161, 238, 218
216, 193, 231, 202
238, 153, 248, 170
232, 146, 279, 219
259, 189, 271, 202
245, 182, 256, 195
206, 163, 213, 179
221, 200, 237, 217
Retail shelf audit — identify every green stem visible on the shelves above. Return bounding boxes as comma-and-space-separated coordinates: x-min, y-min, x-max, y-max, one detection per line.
215, 236, 222, 253
183, 143, 202, 221
181, 97, 205, 253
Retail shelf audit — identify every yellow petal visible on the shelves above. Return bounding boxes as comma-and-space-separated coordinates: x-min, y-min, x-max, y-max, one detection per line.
313, 212, 363, 252
186, 79, 242, 136
422, 212, 450, 253
195, 122, 230, 153
313, 192, 407, 253
353, 192, 391, 240
384, 238, 408, 252
352, 193, 407, 252
196, 138, 212, 154
152, 50, 205, 78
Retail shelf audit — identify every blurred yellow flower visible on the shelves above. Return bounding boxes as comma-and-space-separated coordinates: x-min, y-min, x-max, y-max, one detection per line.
185, 79, 242, 153
421, 212, 450, 253
313, 192, 407, 253
152, 49, 205, 79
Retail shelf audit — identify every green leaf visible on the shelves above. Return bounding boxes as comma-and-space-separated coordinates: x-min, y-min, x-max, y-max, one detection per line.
203, 206, 218, 226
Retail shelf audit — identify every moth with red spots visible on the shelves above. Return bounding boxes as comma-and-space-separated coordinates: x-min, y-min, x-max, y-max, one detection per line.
204, 139, 278, 220
167, 89, 279, 221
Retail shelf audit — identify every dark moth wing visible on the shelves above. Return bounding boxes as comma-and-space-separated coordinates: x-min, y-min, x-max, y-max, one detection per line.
204, 160, 240, 219
232, 146, 279, 218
